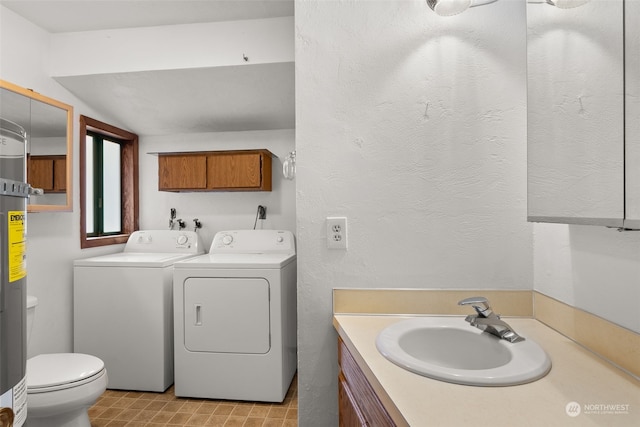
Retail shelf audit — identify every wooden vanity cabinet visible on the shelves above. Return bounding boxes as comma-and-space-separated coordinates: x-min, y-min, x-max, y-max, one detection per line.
158, 150, 272, 192
338, 338, 396, 427
27, 155, 67, 193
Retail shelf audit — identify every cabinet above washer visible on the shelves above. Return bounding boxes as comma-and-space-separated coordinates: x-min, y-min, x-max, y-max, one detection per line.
156, 149, 273, 192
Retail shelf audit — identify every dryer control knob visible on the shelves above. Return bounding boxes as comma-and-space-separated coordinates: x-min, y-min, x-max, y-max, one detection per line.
222, 234, 233, 245
276, 236, 284, 243
177, 235, 188, 245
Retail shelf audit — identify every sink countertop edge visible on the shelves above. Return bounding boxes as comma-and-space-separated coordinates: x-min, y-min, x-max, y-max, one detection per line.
334, 314, 640, 427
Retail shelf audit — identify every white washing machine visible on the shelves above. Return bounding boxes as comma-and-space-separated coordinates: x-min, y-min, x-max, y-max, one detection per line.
73, 230, 204, 392
173, 229, 297, 402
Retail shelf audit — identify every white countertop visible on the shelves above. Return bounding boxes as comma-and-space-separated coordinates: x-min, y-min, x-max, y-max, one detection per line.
334, 315, 640, 427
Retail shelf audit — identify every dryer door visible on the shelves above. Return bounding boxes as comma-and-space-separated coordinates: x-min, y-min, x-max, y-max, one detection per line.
183, 277, 270, 354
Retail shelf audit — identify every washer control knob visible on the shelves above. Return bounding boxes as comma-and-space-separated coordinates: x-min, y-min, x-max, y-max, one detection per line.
222, 234, 233, 245
276, 236, 284, 243
177, 235, 188, 245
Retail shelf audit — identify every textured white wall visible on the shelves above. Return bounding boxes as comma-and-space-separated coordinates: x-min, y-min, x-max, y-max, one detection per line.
295, 1, 530, 425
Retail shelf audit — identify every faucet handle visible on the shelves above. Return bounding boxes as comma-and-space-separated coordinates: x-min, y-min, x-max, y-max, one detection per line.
458, 296, 493, 318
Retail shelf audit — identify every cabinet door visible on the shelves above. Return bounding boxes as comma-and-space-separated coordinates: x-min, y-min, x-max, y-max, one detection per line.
527, 0, 625, 227
158, 154, 207, 190
53, 157, 66, 192
339, 371, 368, 427
28, 157, 54, 191
207, 152, 264, 190
338, 338, 396, 427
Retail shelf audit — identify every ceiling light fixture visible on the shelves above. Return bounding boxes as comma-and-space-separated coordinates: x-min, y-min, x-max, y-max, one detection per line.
426, 0, 498, 17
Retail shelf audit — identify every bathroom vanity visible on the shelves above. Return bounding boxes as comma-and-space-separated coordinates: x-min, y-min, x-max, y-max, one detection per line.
334, 315, 639, 426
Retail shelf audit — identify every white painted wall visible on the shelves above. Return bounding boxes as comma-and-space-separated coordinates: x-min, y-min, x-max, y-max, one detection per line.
533, 223, 640, 332
295, 1, 530, 425
49, 16, 294, 76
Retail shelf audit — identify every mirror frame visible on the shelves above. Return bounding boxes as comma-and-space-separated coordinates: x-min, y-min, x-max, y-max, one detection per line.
0, 79, 73, 212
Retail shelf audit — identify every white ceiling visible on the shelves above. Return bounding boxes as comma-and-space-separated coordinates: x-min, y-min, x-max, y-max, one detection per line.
1, 0, 295, 136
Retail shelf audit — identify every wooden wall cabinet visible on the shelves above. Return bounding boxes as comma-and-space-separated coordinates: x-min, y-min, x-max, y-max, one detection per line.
28, 155, 67, 193
158, 150, 272, 192
338, 338, 396, 427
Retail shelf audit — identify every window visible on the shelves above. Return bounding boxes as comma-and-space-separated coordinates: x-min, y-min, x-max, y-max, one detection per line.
80, 115, 139, 248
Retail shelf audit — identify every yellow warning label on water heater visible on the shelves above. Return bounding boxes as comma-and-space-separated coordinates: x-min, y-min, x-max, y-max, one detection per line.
8, 211, 26, 283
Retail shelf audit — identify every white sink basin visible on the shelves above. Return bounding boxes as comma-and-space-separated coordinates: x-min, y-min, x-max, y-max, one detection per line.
376, 317, 551, 386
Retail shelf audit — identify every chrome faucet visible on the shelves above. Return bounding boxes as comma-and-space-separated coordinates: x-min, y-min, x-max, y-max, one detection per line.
458, 297, 525, 343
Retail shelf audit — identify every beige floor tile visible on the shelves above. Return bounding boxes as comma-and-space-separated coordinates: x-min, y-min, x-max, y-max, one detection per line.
90, 374, 298, 426
205, 415, 229, 426
267, 407, 287, 419
186, 413, 212, 425
223, 416, 247, 427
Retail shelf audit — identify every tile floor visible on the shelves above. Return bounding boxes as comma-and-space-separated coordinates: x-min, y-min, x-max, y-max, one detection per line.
88, 375, 298, 427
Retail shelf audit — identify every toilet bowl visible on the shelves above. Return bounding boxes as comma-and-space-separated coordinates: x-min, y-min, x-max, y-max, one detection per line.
26, 296, 108, 427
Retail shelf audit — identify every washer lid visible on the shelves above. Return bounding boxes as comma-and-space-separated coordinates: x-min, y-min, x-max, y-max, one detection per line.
174, 253, 296, 269
73, 252, 198, 267
27, 353, 105, 389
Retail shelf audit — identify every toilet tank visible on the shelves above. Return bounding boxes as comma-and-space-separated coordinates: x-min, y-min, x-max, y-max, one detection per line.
26, 295, 37, 345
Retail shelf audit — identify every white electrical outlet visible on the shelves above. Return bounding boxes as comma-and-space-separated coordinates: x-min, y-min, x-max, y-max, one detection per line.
326, 217, 347, 249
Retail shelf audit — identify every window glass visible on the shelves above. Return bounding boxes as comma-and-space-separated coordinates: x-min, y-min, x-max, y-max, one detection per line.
85, 134, 94, 235
102, 140, 121, 233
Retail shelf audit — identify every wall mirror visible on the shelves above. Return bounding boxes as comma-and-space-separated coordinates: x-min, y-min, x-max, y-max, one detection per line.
0, 80, 73, 212
526, 0, 639, 229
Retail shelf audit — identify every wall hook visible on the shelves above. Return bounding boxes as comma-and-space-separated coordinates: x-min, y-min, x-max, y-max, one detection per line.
243, 53, 249, 62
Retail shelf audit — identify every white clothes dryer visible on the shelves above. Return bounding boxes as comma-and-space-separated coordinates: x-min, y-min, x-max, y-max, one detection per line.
173, 229, 297, 402
73, 230, 204, 392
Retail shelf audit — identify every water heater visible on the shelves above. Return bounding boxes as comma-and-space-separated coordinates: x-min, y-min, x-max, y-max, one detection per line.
0, 118, 29, 427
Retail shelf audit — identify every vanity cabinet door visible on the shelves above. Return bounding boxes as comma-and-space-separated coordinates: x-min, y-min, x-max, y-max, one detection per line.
339, 371, 367, 427
338, 338, 396, 427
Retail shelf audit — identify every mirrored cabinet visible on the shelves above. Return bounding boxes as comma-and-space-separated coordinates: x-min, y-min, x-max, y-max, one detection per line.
527, 0, 639, 229
0, 80, 73, 212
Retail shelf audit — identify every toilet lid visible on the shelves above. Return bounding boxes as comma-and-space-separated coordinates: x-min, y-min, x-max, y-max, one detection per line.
27, 353, 105, 390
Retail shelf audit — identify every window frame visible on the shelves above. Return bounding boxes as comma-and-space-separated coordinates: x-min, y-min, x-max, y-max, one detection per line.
79, 115, 139, 249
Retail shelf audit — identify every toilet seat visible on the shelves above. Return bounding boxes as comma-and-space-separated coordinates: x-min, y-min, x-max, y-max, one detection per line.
27, 353, 105, 393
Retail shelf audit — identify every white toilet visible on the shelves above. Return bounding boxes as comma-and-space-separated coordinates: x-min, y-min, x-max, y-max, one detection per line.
26, 295, 108, 427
